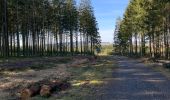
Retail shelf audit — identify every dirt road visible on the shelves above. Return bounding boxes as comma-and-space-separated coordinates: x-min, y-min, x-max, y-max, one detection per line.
98, 56, 170, 100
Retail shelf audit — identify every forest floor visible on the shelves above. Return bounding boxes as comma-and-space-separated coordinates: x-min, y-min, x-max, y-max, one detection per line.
0, 55, 116, 100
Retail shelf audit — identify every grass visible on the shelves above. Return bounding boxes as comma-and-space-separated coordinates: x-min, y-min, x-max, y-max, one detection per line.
99, 45, 113, 56
31, 56, 117, 100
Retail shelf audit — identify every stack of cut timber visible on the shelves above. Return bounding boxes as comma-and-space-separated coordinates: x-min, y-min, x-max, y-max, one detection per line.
20, 80, 70, 99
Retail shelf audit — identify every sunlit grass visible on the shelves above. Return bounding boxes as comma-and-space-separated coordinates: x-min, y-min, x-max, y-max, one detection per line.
1, 71, 18, 76
56, 56, 116, 99
99, 45, 113, 56
72, 80, 103, 86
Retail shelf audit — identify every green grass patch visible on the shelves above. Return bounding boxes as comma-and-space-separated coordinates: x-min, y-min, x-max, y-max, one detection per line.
99, 45, 114, 55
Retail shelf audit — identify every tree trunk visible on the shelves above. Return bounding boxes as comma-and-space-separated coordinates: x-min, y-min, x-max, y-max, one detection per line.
59, 30, 63, 55
135, 33, 138, 56
70, 30, 73, 55
75, 32, 78, 53
2, 0, 9, 57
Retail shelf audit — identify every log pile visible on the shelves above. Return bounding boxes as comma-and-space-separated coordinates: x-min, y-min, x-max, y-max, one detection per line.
20, 80, 70, 99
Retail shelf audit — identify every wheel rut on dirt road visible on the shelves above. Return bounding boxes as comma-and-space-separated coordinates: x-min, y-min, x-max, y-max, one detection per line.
99, 56, 170, 100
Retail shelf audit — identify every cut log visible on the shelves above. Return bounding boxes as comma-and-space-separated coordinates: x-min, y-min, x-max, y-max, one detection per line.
40, 85, 51, 97
20, 84, 41, 100
40, 80, 62, 97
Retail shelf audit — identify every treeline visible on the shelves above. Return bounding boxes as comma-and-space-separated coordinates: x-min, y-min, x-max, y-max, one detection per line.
0, 0, 101, 57
114, 0, 170, 59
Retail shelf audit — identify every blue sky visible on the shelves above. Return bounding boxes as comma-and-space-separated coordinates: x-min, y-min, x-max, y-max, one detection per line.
77, 0, 129, 43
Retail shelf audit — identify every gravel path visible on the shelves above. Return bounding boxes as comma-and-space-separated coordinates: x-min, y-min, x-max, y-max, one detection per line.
98, 56, 170, 100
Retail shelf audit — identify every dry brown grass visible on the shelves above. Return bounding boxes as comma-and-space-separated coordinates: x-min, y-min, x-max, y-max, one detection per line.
0, 56, 116, 100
